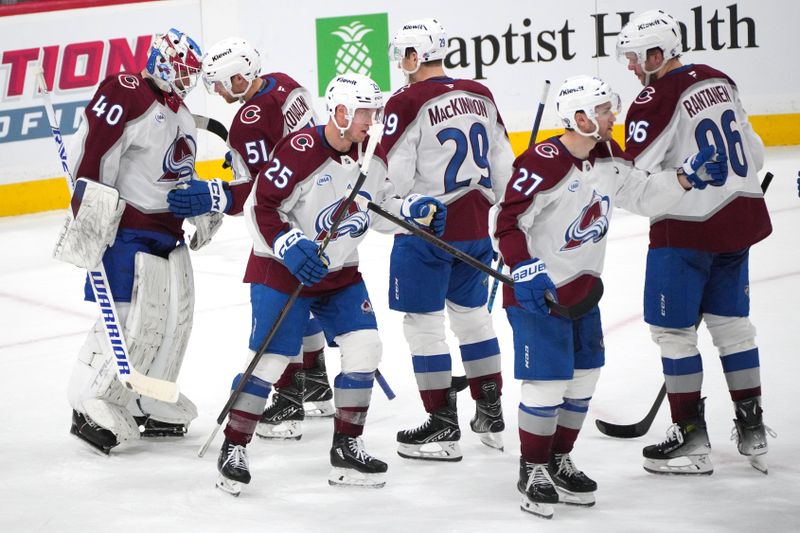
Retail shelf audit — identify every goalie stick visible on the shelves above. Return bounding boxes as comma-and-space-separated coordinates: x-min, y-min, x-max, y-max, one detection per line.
357, 196, 601, 320
595, 172, 774, 438
488, 79, 551, 313
198, 123, 385, 457
33, 66, 179, 402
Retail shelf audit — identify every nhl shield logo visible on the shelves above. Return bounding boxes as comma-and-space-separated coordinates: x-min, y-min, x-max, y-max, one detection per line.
561, 190, 610, 251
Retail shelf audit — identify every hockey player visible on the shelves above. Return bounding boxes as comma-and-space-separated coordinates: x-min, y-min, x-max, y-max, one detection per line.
494, 75, 727, 518
60, 29, 204, 453
383, 18, 514, 460
213, 73, 446, 495
616, 9, 773, 475
171, 37, 335, 441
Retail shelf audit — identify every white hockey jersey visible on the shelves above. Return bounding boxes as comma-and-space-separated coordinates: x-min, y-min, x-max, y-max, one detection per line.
69, 72, 197, 240
494, 137, 686, 308
382, 76, 514, 241
624, 63, 771, 252
243, 126, 392, 296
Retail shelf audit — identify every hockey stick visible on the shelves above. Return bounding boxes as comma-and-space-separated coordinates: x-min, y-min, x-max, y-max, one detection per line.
358, 196, 600, 320
193, 114, 228, 141
33, 66, 179, 403
198, 123, 384, 457
488, 79, 551, 312
595, 172, 774, 438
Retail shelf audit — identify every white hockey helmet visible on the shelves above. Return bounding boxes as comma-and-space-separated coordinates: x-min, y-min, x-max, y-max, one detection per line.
325, 73, 384, 136
145, 28, 202, 99
201, 37, 261, 99
555, 75, 620, 140
388, 18, 447, 74
616, 10, 683, 69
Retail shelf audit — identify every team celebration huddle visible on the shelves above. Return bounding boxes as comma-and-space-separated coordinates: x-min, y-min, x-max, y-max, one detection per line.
57, 9, 772, 520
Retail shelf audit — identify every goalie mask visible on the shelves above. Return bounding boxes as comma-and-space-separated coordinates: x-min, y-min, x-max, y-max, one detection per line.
555, 75, 620, 141
616, 10, 682, 82
388, 18, 447, 76
145, 28, 202, 100
202, 37, 262, 100
325, 73, 384, 137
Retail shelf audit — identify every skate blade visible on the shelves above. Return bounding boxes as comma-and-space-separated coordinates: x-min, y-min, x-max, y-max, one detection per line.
397, 441, 463, 462
748, 455, 768, 474
303, 401, 334, 418
555, 487, 596, 507
215, 476, 242, 497
70, 426, 114, 456
478, 431, 504, 452
643, 454, 713, 475
520, 496, 554, 519
327, 467, 386, 488
256, 420, 302, 440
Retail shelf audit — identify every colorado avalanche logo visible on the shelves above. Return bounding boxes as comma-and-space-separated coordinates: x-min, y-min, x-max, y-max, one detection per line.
158, 127, 196, 182
560, 190, 610, 251
314, 192, 372, 241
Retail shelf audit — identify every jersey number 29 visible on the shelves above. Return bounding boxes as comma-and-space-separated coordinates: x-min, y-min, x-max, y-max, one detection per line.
437, 122, 492, 193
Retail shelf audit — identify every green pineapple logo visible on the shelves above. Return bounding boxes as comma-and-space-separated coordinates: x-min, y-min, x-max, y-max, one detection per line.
316, 13, 389, 96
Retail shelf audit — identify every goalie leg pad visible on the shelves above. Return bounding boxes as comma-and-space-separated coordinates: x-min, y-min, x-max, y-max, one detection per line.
53, 178, 126, 268
124, 251, 171, 376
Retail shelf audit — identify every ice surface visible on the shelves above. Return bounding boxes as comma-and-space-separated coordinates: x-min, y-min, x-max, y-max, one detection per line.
1, 147, 798, 531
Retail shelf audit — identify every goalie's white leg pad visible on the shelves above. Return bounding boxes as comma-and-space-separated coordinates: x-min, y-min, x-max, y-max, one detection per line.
80, 397, 140, 444
53, 178, 125, 268
68, 304, 137, 411
146, 245, 194, 382
125, 252, 170, 377
128, 393, 198, 426
328, 468, 386, 488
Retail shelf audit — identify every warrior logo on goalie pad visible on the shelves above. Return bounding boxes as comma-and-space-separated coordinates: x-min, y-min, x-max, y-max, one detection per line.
561, 190, 610, 251
159, 127, 196, 182
314, 191, 371, 242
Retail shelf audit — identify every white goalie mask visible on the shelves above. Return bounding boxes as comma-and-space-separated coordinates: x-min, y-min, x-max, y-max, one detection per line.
325, 73, 384, 137
201, 37, 261, 100
616, 10, 683, 80
555, 75, 620, 141
388, 18, 447, 76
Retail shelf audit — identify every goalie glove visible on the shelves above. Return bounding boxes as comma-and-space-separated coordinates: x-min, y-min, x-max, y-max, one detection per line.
53, 178, 125, 268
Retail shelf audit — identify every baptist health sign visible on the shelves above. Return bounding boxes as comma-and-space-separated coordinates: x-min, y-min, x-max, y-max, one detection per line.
1, 0, 798, 217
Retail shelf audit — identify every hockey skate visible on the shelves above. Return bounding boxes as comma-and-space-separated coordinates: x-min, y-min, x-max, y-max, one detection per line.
216, 439, 251, 496
518, 458, 558, 519
70, 409, 118, 455
256, 372, 304, 440
643, 400, 713, 475
547, 453, 596, 506
134, 416, 187, 438
303, 352, 334, 417
731, 397, 775, 474
397, 389, 462, 461
328, 433, 388, 488
470, 380, 505, 451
